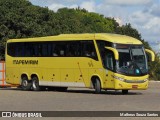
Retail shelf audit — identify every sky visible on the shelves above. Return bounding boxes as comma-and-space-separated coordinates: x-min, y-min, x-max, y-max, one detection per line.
29, 0, 160, 53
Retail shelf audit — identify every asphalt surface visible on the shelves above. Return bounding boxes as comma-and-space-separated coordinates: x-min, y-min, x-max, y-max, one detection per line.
0, 81, 159, 120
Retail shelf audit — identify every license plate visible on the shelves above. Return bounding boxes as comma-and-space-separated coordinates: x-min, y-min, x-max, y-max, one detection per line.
132, 85, 138, 89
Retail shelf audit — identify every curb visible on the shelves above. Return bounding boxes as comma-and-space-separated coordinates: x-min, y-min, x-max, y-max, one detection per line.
149, 81, 160, 82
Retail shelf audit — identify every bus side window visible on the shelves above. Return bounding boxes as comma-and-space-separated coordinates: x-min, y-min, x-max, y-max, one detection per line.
31, 43, 43, 57
52, 42, 66, 57
106, 54, 113, 70
105, 50, 116, 71
14, 43, 25, 57
96, 40, 113, 67
64, 41, 82, 57
7, 43, 15, 57
52, 44, 58, 56
75, 41, 81, 56
26, 43, 33, 57
81, 41, 98, 60
66, 42, 73, 56
42, 43, 48, 56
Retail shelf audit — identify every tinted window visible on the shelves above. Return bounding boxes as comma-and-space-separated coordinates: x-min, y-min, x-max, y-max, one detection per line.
7, 40, 98, 60
81, 41, 97, 60
66, 41, 81, 56
96, 40, 112, 67
104, 49, 116, 71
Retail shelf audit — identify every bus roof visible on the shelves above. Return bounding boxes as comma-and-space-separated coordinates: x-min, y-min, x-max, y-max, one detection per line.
7, 33, 142, 45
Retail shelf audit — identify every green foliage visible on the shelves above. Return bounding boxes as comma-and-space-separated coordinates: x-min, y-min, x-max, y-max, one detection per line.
115, 23, 151, 49
0, 0, 159, 80
149, 54, 160, 80
116, 23, 142, 40
56, 8, 117, 33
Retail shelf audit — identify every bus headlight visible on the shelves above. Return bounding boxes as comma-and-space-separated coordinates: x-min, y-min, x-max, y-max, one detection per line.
113, 75, 125, 82
143, 78, 148, 82
112, 76, 148, 83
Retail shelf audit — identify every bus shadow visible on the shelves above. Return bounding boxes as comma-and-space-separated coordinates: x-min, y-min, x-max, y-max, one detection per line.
67, 89, 142, 95
0, 87, 142, 95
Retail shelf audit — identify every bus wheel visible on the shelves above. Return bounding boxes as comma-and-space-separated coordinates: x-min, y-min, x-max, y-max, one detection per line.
94, 78, 101, 94
21, 77, 32, 91
122, 90, 128, 94
32, 77, 40, 91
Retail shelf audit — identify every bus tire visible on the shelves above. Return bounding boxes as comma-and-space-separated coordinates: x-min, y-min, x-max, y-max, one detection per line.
21, 77, 32, 91
32, 77, 40, 91
95, 78, 101, 94
122, 90, 128, 94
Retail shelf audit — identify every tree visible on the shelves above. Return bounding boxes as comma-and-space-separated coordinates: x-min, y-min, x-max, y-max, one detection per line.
116, 23, 142, 40
0, 0, 159, 80
149, 54, 160, 80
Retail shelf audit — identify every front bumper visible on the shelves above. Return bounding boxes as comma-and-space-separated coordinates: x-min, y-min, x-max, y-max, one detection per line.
114, 79, 148, 90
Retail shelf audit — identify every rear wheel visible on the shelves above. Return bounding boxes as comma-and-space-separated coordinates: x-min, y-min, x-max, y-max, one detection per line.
32, 77, 40, 91
21, 76, 32, 91
94, 78, 101, 94
122, 90, 128, 94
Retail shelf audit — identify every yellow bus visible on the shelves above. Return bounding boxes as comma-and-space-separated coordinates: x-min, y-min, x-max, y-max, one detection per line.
5, 33, 155, 94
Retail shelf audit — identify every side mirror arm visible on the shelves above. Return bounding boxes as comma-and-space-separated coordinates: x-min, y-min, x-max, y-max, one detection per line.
145, 49, 155, 62
105, 47, 119, 60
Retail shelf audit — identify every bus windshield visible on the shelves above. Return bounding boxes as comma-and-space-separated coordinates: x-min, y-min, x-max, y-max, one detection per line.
115, 44, 148, 76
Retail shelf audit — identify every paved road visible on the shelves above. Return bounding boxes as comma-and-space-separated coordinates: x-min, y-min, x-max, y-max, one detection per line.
0, 81, 159, 120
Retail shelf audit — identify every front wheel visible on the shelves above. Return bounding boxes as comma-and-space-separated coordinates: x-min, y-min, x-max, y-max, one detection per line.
32, 77, 40, 91
94, 78, 101, 94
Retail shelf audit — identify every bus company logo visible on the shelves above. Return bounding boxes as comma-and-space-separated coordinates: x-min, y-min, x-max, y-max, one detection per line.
2, 112, 11, 117
13, 60, 38, 65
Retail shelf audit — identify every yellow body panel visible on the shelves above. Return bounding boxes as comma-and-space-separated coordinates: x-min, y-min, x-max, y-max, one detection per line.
113, 73, 149, 90
7, 33, 142, 44
6, 33, 149, 90
105, 47, 119, 60
145, 49, 155, 61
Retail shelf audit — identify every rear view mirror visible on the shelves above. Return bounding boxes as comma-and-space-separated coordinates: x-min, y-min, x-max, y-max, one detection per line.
105, 47, 119, 60
145, 49, 155, 62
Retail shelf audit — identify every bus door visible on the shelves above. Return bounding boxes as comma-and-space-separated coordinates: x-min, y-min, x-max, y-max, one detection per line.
104, 49, 116, 89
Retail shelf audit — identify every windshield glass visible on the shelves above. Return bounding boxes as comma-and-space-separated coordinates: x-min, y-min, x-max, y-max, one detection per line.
116, 44, 148, 76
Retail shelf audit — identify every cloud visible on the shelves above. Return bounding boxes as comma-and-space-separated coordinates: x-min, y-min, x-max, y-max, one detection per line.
48, 3, 78, 12
128, 2, 160, 52
48, 0, 96, 12
144, 17, 160, 33
80, 1, 96, 12
114, 18, 123, 26
130, 11, 152, 26
30, 0, 81, 11
29, 0, 160, 52
150, 42, 160, 53
149, 4, 160, 17
104, 0, 152, 6
30, 0, 80, 5
130, 5, 160, 36
49, 3, 65, 12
